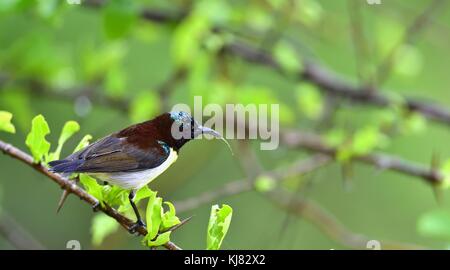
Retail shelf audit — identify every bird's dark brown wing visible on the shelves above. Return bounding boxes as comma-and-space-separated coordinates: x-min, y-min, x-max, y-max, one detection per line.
49, 134, 170, 173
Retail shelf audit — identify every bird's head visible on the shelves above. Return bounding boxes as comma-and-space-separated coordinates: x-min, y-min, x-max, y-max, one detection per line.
169, 111, 219, 140
167, 111, 232, 152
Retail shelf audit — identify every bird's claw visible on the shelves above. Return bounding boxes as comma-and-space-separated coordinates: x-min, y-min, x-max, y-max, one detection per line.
92, 201, 101, 212
128, 220, 146, 234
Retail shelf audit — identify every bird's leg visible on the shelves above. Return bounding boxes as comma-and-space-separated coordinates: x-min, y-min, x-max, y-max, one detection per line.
128, 190, 146, 234
91, 201, 101, 212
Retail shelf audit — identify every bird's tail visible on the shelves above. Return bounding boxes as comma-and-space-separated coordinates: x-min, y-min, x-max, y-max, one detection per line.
48, 159, 82, 174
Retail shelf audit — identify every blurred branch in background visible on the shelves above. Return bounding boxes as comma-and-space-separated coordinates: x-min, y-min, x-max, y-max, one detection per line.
77, 1, 450, 125
375, 0, 446, 86
0, 73, 129, 113
174, 152, 426, 249
175, 155, 331, 213
0, 0, 448, 249
267, 189, 426, 250
0, 211, 45, 250
78, 2, 450, 125
347, 0, 374, 89
224, 41, 450, 125
281, 130, 444, 185
0, 139, 182, 250
1, 3, 448, 130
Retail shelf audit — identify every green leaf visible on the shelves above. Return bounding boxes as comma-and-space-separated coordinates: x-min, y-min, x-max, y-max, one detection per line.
325, 129, 347, 148
102, 0, 137, 39
102, 185, 128, 207
244, 6, 273, 32
236, 86, 277, 105
439, 159, 450, 189
0, 111, 16, 133
25, 114, 51, 162
81, 42, 127, 82
73, 135, 93, 153
129, 91, 160, 123
91, 213, 119, 246
145, 231, 172, 248
118, 185, 153, 213
4, 33, 67, 83
207, 204, 233, 250
172, 14, 209, 68
234, 85, 294, 125
79, 174, 103, 202
295, 83, 323, 119
402, 112, 426, 134
335, 126, 385, 162
134, 185, 152, 204
58, 121, 80, 146
417, 209, 450, 240
0, 89, 32, 132
36, 0, 59, 19
393, 45, 423, 77
0, 0, 20, 13
145, 192, 162, 241
273, 41, 303, 74
376, 17, 403, 57
161, 202, 181, 230
48, 121, 80, 162
104, 66, 127, 98
351, 126, 383, 156
295, 0, 323, 27
254, 175, 276, 193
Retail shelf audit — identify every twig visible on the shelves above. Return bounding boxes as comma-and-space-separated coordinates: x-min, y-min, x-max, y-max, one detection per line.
224, 41, 450, 125
161, 216, 193, 233
0, 74, 129, 113
347, 0, 374, 89
267, 188, 426, 249
174, 155, 425, 249
0, 139, 181, 250
375, 0, 446, 86
174, 155, 331, 213
0, 67, 186, 115
280, 130, 444, 185
0, 211, 45, 250
78, 3, 450, 126
84, 0, 186, 23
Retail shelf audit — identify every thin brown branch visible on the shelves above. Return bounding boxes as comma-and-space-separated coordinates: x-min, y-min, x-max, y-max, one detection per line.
174, 155, 425, 249
2, 6, 448, 127
267, 188, 426, 249
0, 73, 129, 113
174, 155, 331, 213
347, 0, 374, 88
224, 41, 450, 125
84, 0, 187, 23
0, 139, 181, 250
280, 130, 444, 185
77, 3, 450, 126
0, 211, 45, 250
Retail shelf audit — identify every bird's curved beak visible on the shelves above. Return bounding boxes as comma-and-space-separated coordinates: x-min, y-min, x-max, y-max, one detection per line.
199, 126, 222, 138
196, 126, 233, 155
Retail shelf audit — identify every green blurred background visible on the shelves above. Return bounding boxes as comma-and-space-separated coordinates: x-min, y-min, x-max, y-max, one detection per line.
0, 0, 449, 249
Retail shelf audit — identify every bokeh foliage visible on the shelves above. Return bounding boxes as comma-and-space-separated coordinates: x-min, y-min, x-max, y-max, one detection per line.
0, 0, 449, 249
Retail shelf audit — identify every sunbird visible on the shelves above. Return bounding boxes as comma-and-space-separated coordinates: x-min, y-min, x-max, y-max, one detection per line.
49, 111, 229, 232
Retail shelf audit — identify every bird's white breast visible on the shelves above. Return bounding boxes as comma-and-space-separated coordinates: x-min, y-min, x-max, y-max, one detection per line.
89, 148, 178, 190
